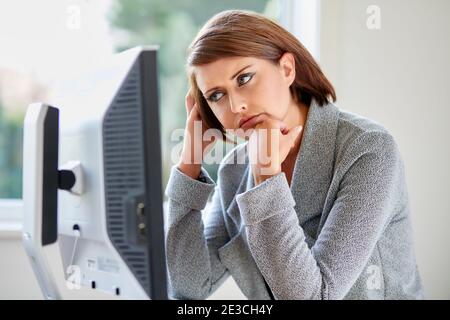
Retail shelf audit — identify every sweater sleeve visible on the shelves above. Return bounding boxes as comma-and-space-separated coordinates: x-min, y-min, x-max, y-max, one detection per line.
164, 165, 231, 299
235, 131, 400, 299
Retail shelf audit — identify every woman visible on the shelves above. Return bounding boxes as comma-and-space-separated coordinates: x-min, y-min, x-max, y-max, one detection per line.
164, 10, 424, 300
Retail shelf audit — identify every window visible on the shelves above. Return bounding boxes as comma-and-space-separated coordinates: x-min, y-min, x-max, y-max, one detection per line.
0, 0, 281, 208
0, 1, 114, 202
109, 0, 280, 188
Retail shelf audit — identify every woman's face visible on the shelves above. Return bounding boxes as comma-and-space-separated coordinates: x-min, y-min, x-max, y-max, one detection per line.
194, 53, 297, 139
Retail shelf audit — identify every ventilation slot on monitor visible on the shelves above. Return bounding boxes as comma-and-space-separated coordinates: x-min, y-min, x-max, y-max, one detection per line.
102, 59, 150, 295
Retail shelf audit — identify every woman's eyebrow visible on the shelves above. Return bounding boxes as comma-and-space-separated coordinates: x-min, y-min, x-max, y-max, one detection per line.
204, 64, 253, 95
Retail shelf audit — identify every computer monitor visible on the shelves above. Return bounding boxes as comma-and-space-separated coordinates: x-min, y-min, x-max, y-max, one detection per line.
22, 46, 168, 299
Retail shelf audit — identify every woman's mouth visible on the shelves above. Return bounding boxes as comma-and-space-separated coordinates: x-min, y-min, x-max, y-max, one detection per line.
239, 114, 264, 130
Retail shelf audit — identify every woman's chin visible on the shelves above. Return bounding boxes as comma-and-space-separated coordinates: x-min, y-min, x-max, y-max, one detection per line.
232, 129, 252, 141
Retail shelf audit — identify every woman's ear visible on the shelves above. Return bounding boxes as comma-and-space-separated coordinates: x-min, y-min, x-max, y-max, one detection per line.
278, 52, 296, 86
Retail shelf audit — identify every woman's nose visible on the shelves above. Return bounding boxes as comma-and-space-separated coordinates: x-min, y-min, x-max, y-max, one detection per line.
228, 93, 247, 113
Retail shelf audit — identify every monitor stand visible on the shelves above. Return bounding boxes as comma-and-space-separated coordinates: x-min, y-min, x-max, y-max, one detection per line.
22, 102, 80, 300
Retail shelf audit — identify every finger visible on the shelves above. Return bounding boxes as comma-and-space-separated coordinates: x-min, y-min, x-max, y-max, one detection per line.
243, 115, 287, 140
185, 99, 195, 115
185, 89, 195, 114
187, 103, 201, 122
266, 118, 287, 130
255, 117, 287, 132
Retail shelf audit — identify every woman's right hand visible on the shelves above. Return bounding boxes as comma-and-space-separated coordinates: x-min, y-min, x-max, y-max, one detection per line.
177, 88, 218, 179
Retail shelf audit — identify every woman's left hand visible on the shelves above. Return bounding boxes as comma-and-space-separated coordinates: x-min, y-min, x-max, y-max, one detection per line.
247, 114, 303, 185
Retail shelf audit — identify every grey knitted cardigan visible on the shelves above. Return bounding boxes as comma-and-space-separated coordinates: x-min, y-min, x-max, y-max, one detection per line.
165, 99, 424, 300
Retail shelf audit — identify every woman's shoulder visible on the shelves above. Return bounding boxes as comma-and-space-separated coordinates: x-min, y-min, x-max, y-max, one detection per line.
335, 107, 401, 167
338, 108, 391, 136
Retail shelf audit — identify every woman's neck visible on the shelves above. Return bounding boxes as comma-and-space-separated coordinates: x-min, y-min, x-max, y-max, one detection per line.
282, 97, 309, 159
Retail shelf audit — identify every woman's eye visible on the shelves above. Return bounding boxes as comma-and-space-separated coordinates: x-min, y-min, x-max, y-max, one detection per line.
237, 73, 254, 86
208, 91, 224, 102
207, 73, 254, 103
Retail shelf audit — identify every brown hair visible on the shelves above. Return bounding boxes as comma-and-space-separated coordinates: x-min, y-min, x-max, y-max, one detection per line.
186, 9, 336, 141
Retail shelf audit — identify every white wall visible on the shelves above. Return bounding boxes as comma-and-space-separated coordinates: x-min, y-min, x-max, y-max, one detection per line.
319, 0, 450, 298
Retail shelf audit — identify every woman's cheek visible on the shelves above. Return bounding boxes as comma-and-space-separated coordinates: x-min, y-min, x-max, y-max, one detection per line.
257, 77, 286, 112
